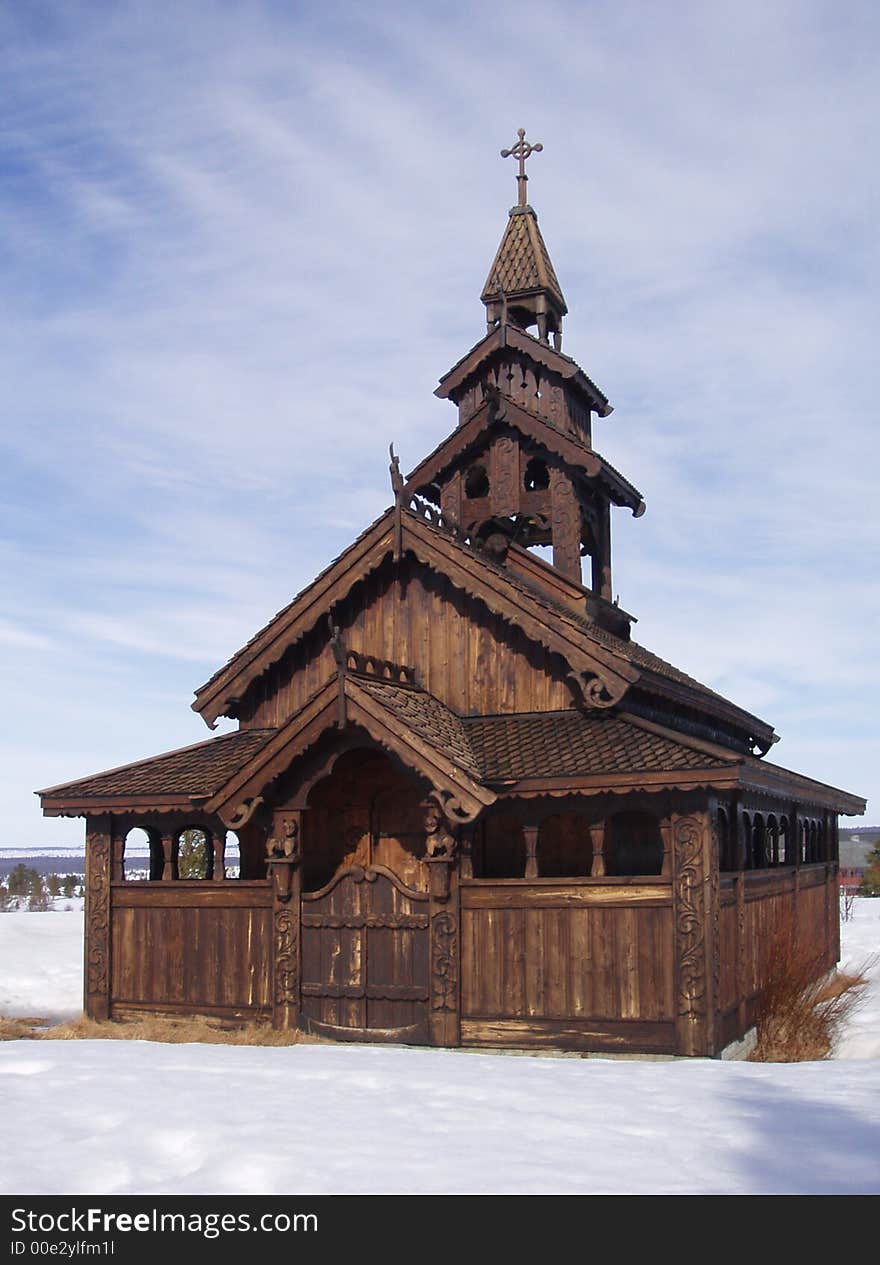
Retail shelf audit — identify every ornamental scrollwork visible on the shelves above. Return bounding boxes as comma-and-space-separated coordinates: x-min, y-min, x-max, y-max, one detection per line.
568, 669, 627, 711
429, 789, 480, 826
709, 811, 721, 1015
274, 907, 298, 1007
431, 910, 458, 1013
85, 832, 111, 999
674, 816, 706, 1021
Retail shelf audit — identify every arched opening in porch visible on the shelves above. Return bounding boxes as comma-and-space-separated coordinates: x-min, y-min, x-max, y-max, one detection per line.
472, 813, 526, 878
301, 747, 428, 892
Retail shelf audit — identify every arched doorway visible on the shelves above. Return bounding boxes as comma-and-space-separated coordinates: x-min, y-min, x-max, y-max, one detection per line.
298, 748, 432, 1044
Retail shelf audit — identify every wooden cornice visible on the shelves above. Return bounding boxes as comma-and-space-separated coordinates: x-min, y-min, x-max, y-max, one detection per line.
496, 768, 743, 798
628, 668, 775, 752
618, 710, 747, 764
494, 754, 865, 814
40, 794, 206, 818
405, 394, 643, 513
736, 759, 866, 815
435, 324, 612, 415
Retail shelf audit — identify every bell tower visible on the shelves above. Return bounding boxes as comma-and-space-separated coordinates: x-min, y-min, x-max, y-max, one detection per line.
405, 130, 645, 636
481, 129, 568, 348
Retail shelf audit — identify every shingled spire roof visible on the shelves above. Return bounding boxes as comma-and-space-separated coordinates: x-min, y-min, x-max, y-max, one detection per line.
481, 129, 568, 347
481, 205, 567, 311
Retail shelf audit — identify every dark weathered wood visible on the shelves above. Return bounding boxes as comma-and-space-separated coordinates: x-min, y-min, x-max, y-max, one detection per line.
85, 816, 112, 1020
671, 812, 716, 1056
300, 865, 431, 1043
42, 146, 864, 1059
460, 1017, 676, 1054
110, 902, 272, 1013
112, 882, 271, 908
461, 900, 674, 1026
460, 880, 671, 908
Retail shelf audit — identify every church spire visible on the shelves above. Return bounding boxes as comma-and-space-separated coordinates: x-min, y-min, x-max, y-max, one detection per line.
481, 129, 568, 349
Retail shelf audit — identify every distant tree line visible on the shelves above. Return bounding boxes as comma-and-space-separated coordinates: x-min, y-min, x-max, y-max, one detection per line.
860, 844, 880, 897
0, 866, 82, 911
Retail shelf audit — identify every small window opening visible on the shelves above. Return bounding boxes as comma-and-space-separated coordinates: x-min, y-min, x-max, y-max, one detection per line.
523, 458, 549, 492
177, 827, 211, 880
465, 464, 490, 499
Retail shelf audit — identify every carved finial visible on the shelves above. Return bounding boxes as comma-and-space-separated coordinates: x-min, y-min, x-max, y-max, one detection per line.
328, 615, 345, 669
389, 443, 404, 499
501, 128, 543, 208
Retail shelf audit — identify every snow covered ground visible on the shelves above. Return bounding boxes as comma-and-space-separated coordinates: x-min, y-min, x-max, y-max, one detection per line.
1, 900, 878, 1194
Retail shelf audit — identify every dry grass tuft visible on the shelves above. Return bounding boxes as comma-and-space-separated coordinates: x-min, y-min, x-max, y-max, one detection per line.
749, 907, 872, 1062
40, 1014, 316, 1046
1, 1013, 321, 1046
0, 1016, 47, 1041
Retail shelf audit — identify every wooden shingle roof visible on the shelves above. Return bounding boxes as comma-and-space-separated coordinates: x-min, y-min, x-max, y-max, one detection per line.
38, 729, 276, 814
462, 711, 733, 782
481, 207, 567, 311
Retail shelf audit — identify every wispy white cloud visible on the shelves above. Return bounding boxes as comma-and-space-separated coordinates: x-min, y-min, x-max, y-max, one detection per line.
2, 0, 878, 843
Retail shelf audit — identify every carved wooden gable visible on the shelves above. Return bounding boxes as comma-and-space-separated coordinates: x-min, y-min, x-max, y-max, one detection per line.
238, 550, 582, 730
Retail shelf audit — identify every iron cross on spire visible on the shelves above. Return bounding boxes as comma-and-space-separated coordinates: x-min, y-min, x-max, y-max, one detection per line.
501, 128, 543, 207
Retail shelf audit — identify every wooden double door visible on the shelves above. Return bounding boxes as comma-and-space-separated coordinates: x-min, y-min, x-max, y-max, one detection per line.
300, 863, 432, 1043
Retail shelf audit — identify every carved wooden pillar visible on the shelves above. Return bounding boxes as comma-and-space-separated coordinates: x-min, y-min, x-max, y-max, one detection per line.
110, 819, 126, 882
458, 825, 474, 880
211, 829, 227, 882
84, 815, 112, 1021
429, 876, 460, 1047
589, 821, 606, 877
592, 496, 613, 602
549, 466, 582, 583
735, 870, 747, 1037
267, 810, 302, 1030
671, 811, 718, 1056
659, 818, 674, 877
733, 799, 743, 870
523, 825, 539, 879
160, 832, 176, 881
424, 805, 461, 1048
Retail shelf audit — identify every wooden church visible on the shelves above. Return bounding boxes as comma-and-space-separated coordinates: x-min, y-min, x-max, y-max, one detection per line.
39, 132, 865, 1057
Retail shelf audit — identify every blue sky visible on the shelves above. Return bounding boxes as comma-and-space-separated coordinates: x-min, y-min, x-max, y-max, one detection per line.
2, 0, 877, 843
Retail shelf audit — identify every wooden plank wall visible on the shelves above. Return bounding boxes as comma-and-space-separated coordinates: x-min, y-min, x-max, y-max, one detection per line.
718, 865, 836, 1047
245, 563, 574, 727
110, 883, 273, 1021
459, 880, 675, 1053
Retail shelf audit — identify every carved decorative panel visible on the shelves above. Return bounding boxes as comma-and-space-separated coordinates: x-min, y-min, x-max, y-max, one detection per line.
274, 906, 299, 1008
674, 816, 706, 1023
431, 910, 458, 1012
85, 824, 111, 1016
490, 434, 519, 518
549, 467, 581, 582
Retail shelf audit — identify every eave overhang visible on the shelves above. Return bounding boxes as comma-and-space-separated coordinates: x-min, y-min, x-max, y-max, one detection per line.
406, 393, 644, 514
435, 324, 612, 417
